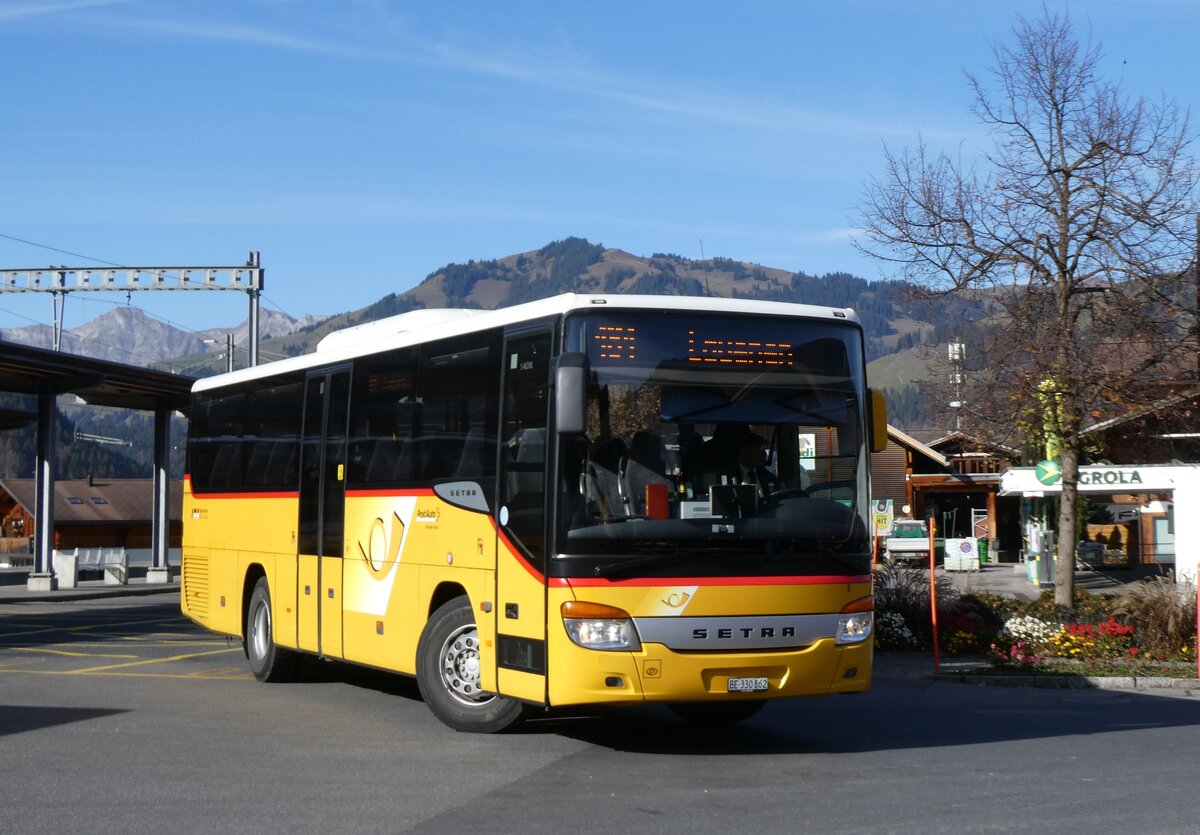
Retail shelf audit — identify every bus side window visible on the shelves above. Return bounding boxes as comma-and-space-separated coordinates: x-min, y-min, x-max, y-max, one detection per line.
348, 350, 417, 487
417, 334, 500, 483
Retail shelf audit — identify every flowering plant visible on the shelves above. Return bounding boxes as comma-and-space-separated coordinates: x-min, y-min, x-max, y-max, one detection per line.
875, 611, 919, 649
945, 630, 980, 655
939, 613, 993, 655
999, 615, 1060, 652
989, 640, 1042, 668
1050, 617, 1136, 659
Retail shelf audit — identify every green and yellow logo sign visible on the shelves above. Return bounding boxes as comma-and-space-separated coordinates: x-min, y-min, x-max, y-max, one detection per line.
1035, 458, 1062, 486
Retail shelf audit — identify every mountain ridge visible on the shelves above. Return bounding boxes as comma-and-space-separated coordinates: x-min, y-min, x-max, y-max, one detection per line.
0, 306, 324, 366
0, 238, 949, 425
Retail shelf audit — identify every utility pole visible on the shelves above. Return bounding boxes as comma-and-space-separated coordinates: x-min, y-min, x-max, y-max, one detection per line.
204, 334, 235, 373
948, 340, 966, 431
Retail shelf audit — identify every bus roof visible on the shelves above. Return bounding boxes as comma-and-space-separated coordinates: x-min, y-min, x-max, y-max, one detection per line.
192, 292, 863, 393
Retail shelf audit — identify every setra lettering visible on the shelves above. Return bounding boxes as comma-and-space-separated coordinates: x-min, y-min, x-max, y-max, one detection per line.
690, 625, 799, 641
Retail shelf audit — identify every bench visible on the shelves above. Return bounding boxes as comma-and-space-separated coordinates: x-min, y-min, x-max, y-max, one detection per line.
54, 547, 128, 587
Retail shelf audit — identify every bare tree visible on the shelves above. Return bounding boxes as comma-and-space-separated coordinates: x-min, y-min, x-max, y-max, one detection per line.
857, 9, 1198, 606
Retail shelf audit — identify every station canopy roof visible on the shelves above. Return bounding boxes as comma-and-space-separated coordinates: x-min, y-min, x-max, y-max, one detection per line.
0, 339, 195, 414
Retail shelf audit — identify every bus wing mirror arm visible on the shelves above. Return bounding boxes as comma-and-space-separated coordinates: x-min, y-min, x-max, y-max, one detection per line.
555, 352, 589, 435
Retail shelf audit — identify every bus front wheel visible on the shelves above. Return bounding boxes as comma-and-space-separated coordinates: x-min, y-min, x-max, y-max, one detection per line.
416, 596, 525, 733
245, 577, 297, 682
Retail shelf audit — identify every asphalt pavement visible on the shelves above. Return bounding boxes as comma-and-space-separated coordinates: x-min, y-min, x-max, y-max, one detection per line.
3, 561, 1193, 691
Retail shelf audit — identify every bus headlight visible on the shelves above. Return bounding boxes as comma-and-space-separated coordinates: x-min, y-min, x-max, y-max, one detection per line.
561, 601, 642, 651
836, 596, 874, 645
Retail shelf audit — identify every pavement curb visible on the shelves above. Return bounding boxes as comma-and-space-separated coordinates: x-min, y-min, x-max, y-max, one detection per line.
876, 652, 1200, 694
932, 671, 1200, 693
0, 584, 180, 605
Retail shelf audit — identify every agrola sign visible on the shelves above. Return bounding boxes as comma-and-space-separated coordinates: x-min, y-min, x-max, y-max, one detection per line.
1004, 462, 1180, 495
1079, 469, 1144, 486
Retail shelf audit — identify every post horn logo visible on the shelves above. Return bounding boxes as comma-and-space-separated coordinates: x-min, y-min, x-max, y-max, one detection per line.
661, 591, 691, 608
358, 511, 405, 579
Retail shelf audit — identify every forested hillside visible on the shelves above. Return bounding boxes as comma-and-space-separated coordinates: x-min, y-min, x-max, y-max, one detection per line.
1, 237, 960, 479
257, 237, 971, 396
0, 394, 186, 480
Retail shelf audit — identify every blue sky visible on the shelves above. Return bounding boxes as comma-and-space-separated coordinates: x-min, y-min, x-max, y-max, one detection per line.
1, 0, 1197, 336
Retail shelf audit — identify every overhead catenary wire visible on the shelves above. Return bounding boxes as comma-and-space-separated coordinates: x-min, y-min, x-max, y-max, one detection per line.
0, 231, 296, 367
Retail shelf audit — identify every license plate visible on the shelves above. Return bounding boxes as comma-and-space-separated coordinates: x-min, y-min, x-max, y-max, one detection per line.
727, 676, 769, 693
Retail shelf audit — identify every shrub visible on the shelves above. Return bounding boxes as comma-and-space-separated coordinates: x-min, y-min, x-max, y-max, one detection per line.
1019, 588, 1112, 623
964, 592, 1023, 621
940, 618, 992, 654
873, 562, 959, 648
1111, 577, 1197, 660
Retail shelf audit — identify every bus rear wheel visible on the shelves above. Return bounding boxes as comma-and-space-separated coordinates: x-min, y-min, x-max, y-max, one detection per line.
245, 577, 297, 682
417, 596, 525, 733
668, 699, 767, 727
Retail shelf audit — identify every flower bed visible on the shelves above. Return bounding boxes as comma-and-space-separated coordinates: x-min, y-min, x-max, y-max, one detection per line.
872, 568, 1197, 676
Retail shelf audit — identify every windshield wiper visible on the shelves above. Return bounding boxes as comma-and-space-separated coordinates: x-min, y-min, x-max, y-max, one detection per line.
592, 548, 720, 580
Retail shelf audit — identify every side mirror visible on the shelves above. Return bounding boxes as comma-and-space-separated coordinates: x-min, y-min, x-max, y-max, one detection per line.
868, 389, 888, 453
555, 352, 588, 434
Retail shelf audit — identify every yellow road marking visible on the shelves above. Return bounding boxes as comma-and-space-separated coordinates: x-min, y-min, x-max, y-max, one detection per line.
0, 616, 192, 641
0, 625, 78, 640
190, 666, 252, 678
70, 647, 240, 674
13, 647, 138, 659
0, 658, 41, 670
8, 639, 228, 647
0, 667, 251, 680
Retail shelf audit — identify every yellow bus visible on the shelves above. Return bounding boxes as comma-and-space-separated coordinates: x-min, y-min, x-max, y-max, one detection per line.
181, 293, 887, 732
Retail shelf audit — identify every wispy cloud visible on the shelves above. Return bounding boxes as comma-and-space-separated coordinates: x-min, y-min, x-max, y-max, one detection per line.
105, 14, 393, 61
0, 0, 128, 24
85, 7, 950, 143
412, 35, 921, 139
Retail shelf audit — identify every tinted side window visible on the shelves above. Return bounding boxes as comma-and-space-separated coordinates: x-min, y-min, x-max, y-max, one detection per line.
242, 380, 304, 490
347, 348, 419, 487
188, 376, 303, 494
417, 332, 501, 482
189, 390, 245, 492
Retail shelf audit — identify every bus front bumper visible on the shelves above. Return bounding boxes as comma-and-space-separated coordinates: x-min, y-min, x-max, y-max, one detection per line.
546, 637, 872, 707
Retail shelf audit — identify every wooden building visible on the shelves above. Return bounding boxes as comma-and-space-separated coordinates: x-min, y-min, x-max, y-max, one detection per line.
0, 477, 181, 553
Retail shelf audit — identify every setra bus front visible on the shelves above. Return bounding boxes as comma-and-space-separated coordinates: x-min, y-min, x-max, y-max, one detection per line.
537, 306, 883, 725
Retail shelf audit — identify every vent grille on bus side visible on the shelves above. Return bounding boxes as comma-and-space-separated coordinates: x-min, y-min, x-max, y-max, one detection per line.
182, 553, 210, 620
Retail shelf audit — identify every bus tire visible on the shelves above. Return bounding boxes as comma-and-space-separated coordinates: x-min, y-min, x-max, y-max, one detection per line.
668, 699, 767, 727
245, 577, 297, 683
417, 596, 525, 733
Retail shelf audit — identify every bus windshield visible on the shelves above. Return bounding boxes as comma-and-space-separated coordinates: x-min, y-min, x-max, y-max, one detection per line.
555, 310, 873, 576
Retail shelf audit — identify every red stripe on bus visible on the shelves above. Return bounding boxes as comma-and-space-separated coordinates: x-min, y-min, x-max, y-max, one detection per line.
495, 525, 545, 582
550, 574, 871, 588
183, 473, 300, 500
187, 489, 300, 500
345, 488, 434, 498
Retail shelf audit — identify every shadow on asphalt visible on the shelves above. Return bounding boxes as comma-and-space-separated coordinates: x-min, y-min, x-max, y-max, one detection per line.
0, 705, 130, 738
528, 679, 1200, 754
0, 598, 196, 649
8, 594, 1198, 756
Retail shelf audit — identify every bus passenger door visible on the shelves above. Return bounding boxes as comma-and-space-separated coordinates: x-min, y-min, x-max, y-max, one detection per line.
297, 368, 351, 658
495, 330, 551, 704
